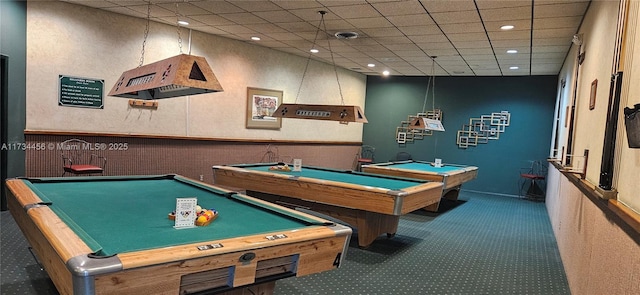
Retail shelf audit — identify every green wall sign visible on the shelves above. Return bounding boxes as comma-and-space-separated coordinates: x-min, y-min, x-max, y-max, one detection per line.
59, 75, 104, 109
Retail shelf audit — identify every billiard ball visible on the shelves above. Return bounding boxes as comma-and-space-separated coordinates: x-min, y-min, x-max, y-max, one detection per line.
204, 210, 214, 219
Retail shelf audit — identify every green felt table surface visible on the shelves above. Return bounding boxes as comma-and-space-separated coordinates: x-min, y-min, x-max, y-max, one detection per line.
21, 175, 323, 257
234, 164, 427, 190
380, 162, 466, 174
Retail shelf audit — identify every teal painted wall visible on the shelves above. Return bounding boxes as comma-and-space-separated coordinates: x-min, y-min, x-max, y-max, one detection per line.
363, 75, 557, 196
1, 0, 27, 210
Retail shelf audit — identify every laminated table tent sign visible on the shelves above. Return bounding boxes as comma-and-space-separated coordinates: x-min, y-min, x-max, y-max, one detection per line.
624, 103, 640, 148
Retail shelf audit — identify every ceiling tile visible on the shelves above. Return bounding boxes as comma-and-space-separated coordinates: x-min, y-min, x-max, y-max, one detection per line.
372, 1, 428, 16
259, 32, 306, 41
252, 10, 304, 23
532, 37, 572, 46
479, 6, 532, 22
230, 1, 282, 12
398, 25, 442, 36
62, 0, 589, 77
275, 21, 319, 32
387, 14, 435, 27
347, 17, 394, 28
272, 1, 325, 10
534, 2, 590, 18
322, 19, 359, 31
533, 45, 572, 53
475, 0, 531, 10
447, 32, 489, 42
361, 27, 406, 37
458, 47, 495, 55
215, 24, 257, 35
157, 2, 208, 16
430, 11, 482, 24
190, 14, 235, 26
421, 0, 477, 12
440, 23, 486, 34
464, 55, 499, 62
244, 23, 289, 34
219, 12, 268, 24
326, 4, 381, 19
534, 16, 582, 29
384, 43, 422, 51
533, 27, 577, 38
488, 30, 531, 40
410, 34, 451, 44
191, 1, 245, 14
451, 40, 491, 49
491, 39, 531, 48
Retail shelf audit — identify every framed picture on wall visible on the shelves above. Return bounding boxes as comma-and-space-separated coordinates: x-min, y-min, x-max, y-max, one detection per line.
246, 87, 283, 129
589, 79, 597, 110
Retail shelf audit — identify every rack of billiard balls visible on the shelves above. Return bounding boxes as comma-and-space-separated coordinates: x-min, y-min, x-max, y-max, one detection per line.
168, 205, 219, 226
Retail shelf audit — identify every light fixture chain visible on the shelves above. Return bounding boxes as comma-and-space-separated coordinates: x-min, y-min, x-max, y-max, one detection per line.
320, 13, 345, 105
294, 11, 325, 103
431, 58, 436, 111
139, 1, 151, 67
422, 58, 436, 113
175, 2, 183, 54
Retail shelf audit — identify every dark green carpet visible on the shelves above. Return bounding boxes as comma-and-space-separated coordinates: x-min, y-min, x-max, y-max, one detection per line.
274, 192, 570, 294
1, 192, 569, 294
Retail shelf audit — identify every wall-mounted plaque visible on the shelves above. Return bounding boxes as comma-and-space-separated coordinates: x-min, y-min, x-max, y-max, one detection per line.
59, 75, 104, 109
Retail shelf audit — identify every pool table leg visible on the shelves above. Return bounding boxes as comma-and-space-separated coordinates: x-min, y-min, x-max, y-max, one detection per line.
296, 205, 398, 248
424, 187, 461, 212
355, 212, 399, 248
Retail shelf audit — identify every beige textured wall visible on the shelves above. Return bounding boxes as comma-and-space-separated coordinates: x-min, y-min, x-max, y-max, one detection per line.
553, 0, 618, 183
26, 1, 366, 142
552, 0, 640, 212
616, 1, 640, 213
570, 0, 618, 183
547, 1, 640, 294
546, 164, 640, 295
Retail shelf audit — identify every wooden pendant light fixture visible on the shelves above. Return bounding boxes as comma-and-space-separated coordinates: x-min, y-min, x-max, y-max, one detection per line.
271, 11, 368, 124
109, 2, 223, 100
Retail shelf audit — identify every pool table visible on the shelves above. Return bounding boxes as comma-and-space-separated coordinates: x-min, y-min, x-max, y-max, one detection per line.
212, 163, 443, 248
5, 174, 351, 295
362, 160, 478, 212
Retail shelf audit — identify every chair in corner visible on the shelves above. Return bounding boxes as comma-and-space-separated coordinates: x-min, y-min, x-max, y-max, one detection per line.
518, 160, 547, 201
394, 152, 413, 161
354, 145, 375, 171
61, 139, 107, 177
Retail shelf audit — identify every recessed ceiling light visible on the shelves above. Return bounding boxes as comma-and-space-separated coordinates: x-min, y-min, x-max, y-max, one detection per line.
509, 66, 519, 70
500, 25, 514, 30
382, 70, 390, 76
367, 63, 375, 68
178, 20, 189, 26
251, 36, 261, 41
506, 49, 518, 54
310, 48, 319, 53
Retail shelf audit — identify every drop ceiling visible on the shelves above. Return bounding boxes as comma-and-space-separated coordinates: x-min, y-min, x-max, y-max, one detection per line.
62, 0, 590, 76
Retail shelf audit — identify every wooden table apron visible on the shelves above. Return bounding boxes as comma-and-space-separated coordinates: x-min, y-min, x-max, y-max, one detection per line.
5, 174, 351, 295
362, 160, 478, 212
212, 164, 443, 248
